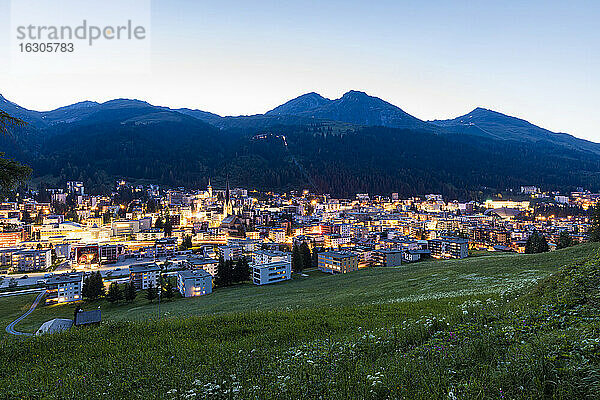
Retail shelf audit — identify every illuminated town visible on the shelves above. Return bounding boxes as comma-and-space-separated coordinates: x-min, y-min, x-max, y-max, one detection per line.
0, 179, 593, 306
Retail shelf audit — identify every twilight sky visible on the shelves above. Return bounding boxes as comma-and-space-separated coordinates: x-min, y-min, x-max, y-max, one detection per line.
0, 0, 598, 141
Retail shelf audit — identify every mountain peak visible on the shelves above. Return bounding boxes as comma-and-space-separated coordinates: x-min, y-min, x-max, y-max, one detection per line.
101, 98, 152, 108
266, 90, 428, 129
266, 92, 331, 116
342, 90, 369, 98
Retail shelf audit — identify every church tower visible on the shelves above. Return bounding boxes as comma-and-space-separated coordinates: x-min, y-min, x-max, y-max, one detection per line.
225, 176, 233, 217
207, 178, 213, 198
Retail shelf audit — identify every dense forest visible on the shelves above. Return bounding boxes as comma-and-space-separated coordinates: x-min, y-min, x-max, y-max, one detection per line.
2, 96, 600, 199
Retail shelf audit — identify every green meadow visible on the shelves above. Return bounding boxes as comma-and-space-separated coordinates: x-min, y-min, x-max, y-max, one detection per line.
0, 243, 599, 399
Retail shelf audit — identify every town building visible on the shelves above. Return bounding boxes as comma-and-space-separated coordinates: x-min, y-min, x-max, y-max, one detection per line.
177, 269, 213, 297
129, 263, 161, 290
45, 273, 84, 304
252, 260, 292, 285
218, 245, 243, 261
318, 251, 359, 274
11, 249, 52, 271
186, 257, 219, 276
0, 230, 22, 247
372, 249, 403, 267
252, 250, 290, 265
428, 237, 469, 259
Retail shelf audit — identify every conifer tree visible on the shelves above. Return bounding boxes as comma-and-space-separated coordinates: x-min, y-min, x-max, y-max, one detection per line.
292, 244, 302, 273
124, 282, 137, 302
299, 243, 312, 271
146, 282, 157, 302
588, 202, 600, 242
107, 282, 123, 303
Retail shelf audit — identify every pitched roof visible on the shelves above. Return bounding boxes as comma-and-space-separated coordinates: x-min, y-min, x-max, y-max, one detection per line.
36, 318, 73, 335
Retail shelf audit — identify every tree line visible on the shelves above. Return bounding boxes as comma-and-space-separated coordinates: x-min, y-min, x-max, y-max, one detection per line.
291, 242, 314, 273
215, 256, 250, 287
82, 270, 176, 304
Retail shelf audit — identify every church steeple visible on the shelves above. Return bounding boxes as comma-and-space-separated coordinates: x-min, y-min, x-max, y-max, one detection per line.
225, 175, 233, 217
207, 178, 213, 198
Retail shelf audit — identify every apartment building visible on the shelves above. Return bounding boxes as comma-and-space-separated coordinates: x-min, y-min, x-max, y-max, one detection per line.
251, 250, 290, 265
177, 269, 213, 297
428, 237, 469, 259
187, 257, 219, 277
11, 249, 52, 271
318, 251, 359, 274
372, 249, 403, 267
252, 260, 291, 285
45, 273, 83, 304
129, 263, 161, 290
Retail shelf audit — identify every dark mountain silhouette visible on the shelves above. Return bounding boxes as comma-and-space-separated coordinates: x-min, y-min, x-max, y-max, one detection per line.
266, 92, 332, 116
431, 107, 600, 155
2, 92, 600, 197
267, 90, 430, 130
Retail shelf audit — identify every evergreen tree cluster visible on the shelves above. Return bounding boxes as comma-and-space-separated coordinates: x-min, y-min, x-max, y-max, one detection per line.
82, 271, 105, 300
292, 243, 313, 273
181, 235, 193, 250
107, 281, 123, 303
557, 231, 574, 249
124, 282, 137, 302
214, 256, 250, 287
525, 232, 549, 254
107, 281, 137, 303
588, 203, 600, 242
146, 282, 158, 302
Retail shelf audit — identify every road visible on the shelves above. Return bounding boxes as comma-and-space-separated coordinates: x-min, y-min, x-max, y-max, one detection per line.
0, 288, 45, 298
5, 291, 46, 336
0, 255, 188, 289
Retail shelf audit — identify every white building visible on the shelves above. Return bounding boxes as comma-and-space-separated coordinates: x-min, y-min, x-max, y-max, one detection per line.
177, 269, 213, 297
324, 234, 351, 249
252, 261, 291, 285
135, 230, 165, 241
252, 250, 290, 265
268, 228, 286, 243
187, 257, 219, 277
218, 245, 243, 261
45, 273, 83, 304
111, 220, 141, 237
129, 263, 160, 290
11, 249, 52, 272
555, 195, 569, 204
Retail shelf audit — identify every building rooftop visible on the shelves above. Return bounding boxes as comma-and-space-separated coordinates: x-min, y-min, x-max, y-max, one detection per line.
46, 273, 83, 285
429, 237, 469, 244
252, 261, 290, 270
129, 263, 161, 273
178, 269, 212, 280
36, 318, 73, 336
319, 251, 357, 258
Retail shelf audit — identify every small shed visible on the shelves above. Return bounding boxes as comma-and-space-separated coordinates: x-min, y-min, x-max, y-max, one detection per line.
74, 309, 102, 327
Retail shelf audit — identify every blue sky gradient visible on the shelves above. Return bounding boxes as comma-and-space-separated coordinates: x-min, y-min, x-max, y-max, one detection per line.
0, 0, 598, 140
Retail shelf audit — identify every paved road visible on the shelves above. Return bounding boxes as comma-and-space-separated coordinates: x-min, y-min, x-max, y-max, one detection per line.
5, 291, 46, 336
0, 288, 45, 298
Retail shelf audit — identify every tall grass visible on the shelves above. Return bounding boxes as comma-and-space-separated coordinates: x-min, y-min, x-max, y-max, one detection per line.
0, 245, 599, 398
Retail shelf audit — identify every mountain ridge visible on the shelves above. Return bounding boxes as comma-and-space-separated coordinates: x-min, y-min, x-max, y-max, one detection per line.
3, 91, 600, 197
431, 107, 600, 154
1, 91, 596, 152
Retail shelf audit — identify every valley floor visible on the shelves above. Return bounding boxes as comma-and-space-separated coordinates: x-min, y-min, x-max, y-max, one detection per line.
1, 244, 599, 399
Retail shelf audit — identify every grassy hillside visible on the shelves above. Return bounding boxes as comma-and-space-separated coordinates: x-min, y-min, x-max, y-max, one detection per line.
2, 244, 596, 336
1, 244, 599, 399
